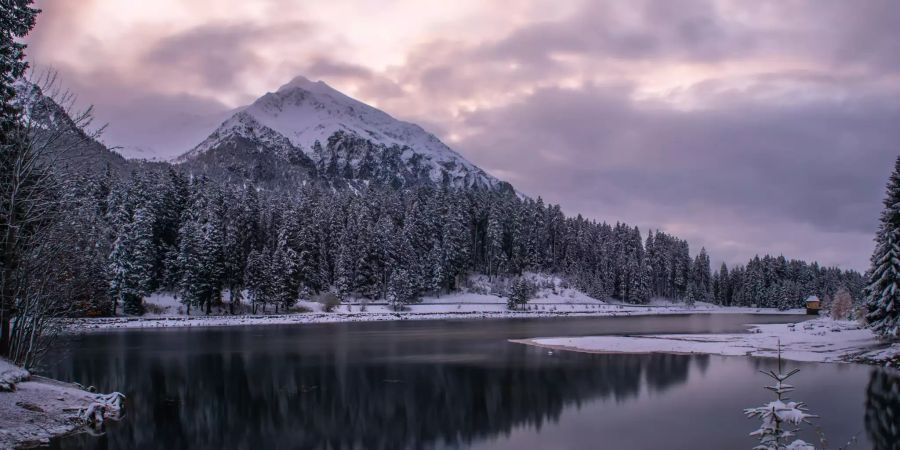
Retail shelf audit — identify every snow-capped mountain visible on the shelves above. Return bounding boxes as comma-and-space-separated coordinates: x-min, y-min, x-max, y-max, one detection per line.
176, 76, 500, 189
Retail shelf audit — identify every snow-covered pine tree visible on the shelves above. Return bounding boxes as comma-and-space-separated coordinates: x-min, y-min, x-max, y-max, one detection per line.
199, 196, 227, 314
717, 262, 730, 306
485, 203, 505, 279
244, 248, 271, 314
693, 248, 712, 302
0, 0, 38, 137
108, 206, 156, 315
387, 267, 416, 310
506, 277, 533, 309
439, 194, 471, 291
373, 214, 396, 300
426, 241, 444, 296
334, 239, 355, 299
744, 347, 816, 450
684, 281, 696, 306
387, 223, 422, 309
271, 231, 298, 312
865, 156, 900, 339
634, 260, 652, 304
176, 218, 203, 315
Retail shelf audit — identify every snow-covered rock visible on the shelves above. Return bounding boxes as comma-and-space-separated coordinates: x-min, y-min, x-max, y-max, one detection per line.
0, 358, 30, 391
0, 361, 125, 448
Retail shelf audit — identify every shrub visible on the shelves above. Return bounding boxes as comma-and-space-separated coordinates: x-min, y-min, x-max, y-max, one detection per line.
315, 292, 341, 312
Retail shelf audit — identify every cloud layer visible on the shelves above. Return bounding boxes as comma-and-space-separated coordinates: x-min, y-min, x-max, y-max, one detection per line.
25, 0, 900, 270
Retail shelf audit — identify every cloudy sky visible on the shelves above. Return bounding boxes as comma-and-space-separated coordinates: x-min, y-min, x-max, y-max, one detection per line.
24, 0, 900, 271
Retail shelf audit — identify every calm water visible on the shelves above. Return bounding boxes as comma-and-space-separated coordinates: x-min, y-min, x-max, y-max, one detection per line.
39, 314, 899, 450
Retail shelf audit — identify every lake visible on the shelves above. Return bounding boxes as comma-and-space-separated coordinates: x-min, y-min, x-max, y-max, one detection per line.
40, 314, 899, 449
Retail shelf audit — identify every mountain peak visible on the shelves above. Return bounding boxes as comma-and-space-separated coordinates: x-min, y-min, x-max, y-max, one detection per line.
178, 75, 500, 189
276, 75, 337, 96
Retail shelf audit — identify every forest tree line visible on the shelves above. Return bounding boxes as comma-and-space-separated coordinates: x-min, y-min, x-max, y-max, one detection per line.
63, 165, 864, 316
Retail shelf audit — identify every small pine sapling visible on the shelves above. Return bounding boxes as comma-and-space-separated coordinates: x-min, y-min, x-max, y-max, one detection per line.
744, 342, 817, 450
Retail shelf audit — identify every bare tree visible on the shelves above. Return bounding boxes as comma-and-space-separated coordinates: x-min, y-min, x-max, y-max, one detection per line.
830, 287, 854, 321
1, 71, 103, 366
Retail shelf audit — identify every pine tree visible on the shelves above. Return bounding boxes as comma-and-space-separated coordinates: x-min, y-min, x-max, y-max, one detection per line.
744, 347, 816, 450
634, 261, 652, 304
108, 207, 155, 315
245, 249, 272, 313
176, 218, 203, 315
692, 248, 712, 302
717, 262, 730, 306
684, 281, 696, 306
507, 277, 533, 309
373, 214, 395, 300
865, 156, 900, 338
271, 230, 299, 312
485, 205, 505, 278
388, 224, 421, 309
0, 0, 38, 137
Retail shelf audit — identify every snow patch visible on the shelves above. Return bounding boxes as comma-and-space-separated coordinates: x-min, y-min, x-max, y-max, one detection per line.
0, 359, 30, 391
0, 360, 124, 448
518, 318, 895, 365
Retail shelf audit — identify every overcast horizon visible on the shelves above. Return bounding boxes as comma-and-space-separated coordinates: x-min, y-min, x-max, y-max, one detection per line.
24, 0, 900, 271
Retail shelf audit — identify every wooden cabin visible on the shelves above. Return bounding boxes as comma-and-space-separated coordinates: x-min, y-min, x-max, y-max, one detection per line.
805, 295, 821, 315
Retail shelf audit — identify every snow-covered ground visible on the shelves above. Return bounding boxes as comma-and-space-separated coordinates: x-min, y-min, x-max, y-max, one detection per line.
70, 293, 804, 332
70, 305, 806, 331
73, 274, 805, 331
515, 318, 900, 366
0, 359, 124, 448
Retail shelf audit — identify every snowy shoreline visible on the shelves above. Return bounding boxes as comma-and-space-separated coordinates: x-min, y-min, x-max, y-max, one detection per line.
0, 360, 124, 448
63, 304, 806, 332
513, 318, 900, 367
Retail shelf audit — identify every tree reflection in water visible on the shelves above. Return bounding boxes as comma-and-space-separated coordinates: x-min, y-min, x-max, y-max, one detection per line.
866, 368, 900, 450
45, 329, 704, 449
43, 317, 889, 450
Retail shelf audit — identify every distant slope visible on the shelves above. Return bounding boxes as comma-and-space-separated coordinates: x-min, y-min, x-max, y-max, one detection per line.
13, 81, 129, 176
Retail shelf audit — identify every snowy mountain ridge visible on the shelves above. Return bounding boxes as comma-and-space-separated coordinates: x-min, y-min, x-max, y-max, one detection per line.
177, 75, 499, 189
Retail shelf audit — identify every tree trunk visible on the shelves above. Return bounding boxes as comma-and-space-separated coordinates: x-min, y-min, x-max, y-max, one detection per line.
0, 316, 10, 358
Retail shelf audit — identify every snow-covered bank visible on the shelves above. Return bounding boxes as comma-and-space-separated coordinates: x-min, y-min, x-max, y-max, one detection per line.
65, 303, 804, 332
70, 279, 807, 332
515, 318, 900, 367
0, 359, 124, 448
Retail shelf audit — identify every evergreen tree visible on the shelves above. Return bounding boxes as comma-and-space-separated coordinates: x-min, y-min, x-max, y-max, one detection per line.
388, 223, 421, 309
271, 233, 299, 312
717, 262, 730, 306
0, 0, 38, 137
865, 156, 900, 338
245, 249, 272, 313
108, 207, 155, 315
176, 218, 204, 315
692, 248, 712, 302
507, 277, 534, 309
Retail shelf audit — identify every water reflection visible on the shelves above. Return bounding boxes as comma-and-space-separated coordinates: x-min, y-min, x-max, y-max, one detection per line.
46, 329, 706, 449
866, 369, 900, 450
39, 317, 899, 450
